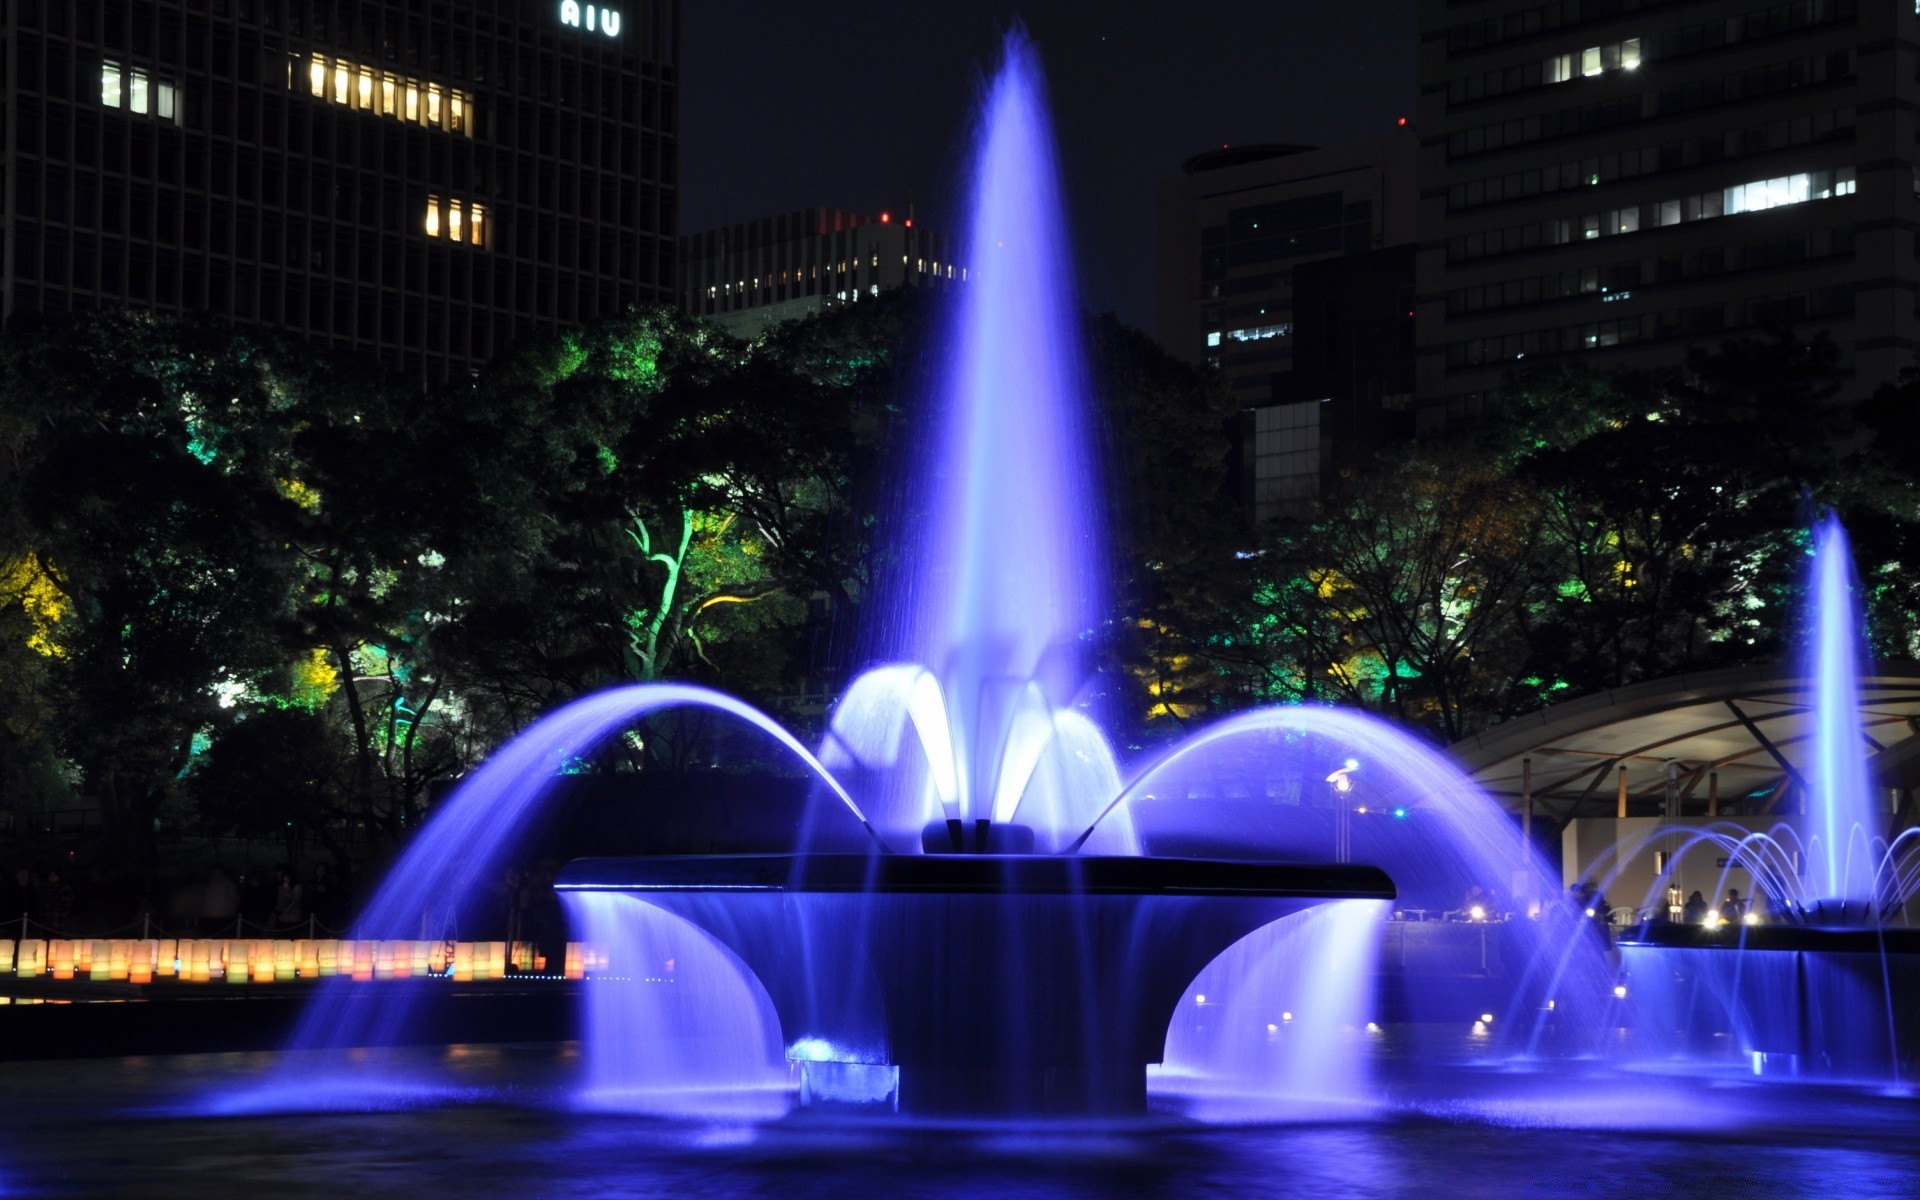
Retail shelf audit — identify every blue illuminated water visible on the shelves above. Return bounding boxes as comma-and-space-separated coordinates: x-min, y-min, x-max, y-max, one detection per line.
270, 683, 869, 1065
1807, 513, 1879, 911
213, 26, 1627, 1123
15, 1050, 1920, 1199
892, 27, 1107, 834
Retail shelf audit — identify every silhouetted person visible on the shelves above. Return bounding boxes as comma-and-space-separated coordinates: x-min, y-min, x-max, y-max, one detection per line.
272, 866, 304, 927
1722, 888, 1746, 921
40, 867, 73, 934
1462, 883, 1490, 919
200, 866, 240, 935
1682, 891, 1708, 924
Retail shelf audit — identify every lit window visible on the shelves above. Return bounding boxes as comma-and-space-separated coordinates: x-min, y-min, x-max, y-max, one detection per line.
1621, 38, 1642, 70
131, 73, 150, 114
424, 195, 487, 247
1547, 53, 1573, 84
299, 54, 472, 138
1228, 324, 1291, 342
1206, 331, 1222, 347
102, 63, 123, 108
1581, 47, 1602, 76
157, 83, 176, 121
1726, 174, 1811, 214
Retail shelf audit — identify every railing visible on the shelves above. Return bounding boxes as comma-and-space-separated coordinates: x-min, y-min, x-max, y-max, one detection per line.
1391, 908, 1514, 923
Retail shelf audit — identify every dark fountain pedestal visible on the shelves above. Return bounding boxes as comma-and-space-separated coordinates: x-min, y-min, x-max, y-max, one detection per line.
557, 851, 1394, 1116
1618, 921, 1920, 1077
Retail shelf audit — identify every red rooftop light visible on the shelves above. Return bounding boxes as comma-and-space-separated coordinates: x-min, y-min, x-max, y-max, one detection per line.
880, 212, 891, 223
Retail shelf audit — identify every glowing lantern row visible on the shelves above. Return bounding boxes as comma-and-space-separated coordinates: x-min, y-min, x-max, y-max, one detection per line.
12, 939, 598, 981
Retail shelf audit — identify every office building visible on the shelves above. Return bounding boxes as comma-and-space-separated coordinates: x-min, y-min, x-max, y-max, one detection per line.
1, 0, 681, 382
1156, 135, 1418, 521
1416, 0, 1913, 428
679, 207, 959, 339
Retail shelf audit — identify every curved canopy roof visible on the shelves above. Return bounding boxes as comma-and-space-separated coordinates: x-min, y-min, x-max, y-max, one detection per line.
1450, 664, 1920, 822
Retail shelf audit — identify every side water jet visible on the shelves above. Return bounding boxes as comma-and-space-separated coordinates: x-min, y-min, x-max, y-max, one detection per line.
563, 893, 790, 1117
268, 684, 872, 1066
1159, 900, 1391, 1119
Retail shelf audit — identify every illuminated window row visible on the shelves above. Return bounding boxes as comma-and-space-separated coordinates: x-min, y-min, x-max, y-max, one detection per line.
101, 61, 180, 122
1447, 52, 1853, 159
1547, 168, 1856, 243
294, 54, 473, 138
1447, 108, 1856, 212
1449, 39, 1639, 104
1447, 0, 1851, 56
1450, 167, 1855, 262
1546, 39, 1642, 84
424, 195, 488, 246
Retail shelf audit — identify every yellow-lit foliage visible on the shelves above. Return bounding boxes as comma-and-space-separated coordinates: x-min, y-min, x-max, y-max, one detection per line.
289, 647, 341, 708
0, 555, 70, 657
278, 477, 323, 511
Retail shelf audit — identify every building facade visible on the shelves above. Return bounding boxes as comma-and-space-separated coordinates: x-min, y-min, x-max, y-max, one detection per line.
1, 0, 680, 382
1416, 0, 1918, 429
1156, 135, 1417, 521
678, 207, 959, 339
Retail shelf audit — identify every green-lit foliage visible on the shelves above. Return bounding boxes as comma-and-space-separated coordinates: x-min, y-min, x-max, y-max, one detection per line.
1212, 332, 1866, 741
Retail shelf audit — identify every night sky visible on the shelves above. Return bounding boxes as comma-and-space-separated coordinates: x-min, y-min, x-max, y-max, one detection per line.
680, 1, 1421, 336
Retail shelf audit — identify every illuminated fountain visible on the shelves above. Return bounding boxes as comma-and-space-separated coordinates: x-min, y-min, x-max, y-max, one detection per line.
264, 30, 1609, 1119
1616, 514, 1920, 1078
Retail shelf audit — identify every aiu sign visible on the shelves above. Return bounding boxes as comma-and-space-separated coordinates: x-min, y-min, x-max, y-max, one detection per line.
559, 2, 622, 38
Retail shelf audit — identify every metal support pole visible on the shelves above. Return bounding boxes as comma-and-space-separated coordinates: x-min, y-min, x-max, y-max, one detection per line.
1617, 765, 1629, 820
1521, 756, 1533, 848
1708, 770, 1719, 817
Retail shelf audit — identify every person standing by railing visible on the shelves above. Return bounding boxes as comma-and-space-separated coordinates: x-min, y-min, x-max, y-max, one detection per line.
199, 866, 240, 935
41, 866, 73, 934
272, 866, 305, 929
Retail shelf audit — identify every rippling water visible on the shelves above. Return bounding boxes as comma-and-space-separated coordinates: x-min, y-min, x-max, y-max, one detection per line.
4, 1041, 1917, 1199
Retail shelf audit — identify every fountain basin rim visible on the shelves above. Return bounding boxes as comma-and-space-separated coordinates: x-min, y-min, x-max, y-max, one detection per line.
1619, 922, 1920, 955
555, 853, 1395, 899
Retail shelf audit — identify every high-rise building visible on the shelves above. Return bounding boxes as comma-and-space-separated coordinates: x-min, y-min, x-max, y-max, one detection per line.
1, 0, 681, 382
1416, 0, 1911, 429
1156, 135, 1418, 522
678, 207, 959, 339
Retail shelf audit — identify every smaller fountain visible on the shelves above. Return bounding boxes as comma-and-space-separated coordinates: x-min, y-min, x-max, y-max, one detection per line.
1617, 514, 1920, 1079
